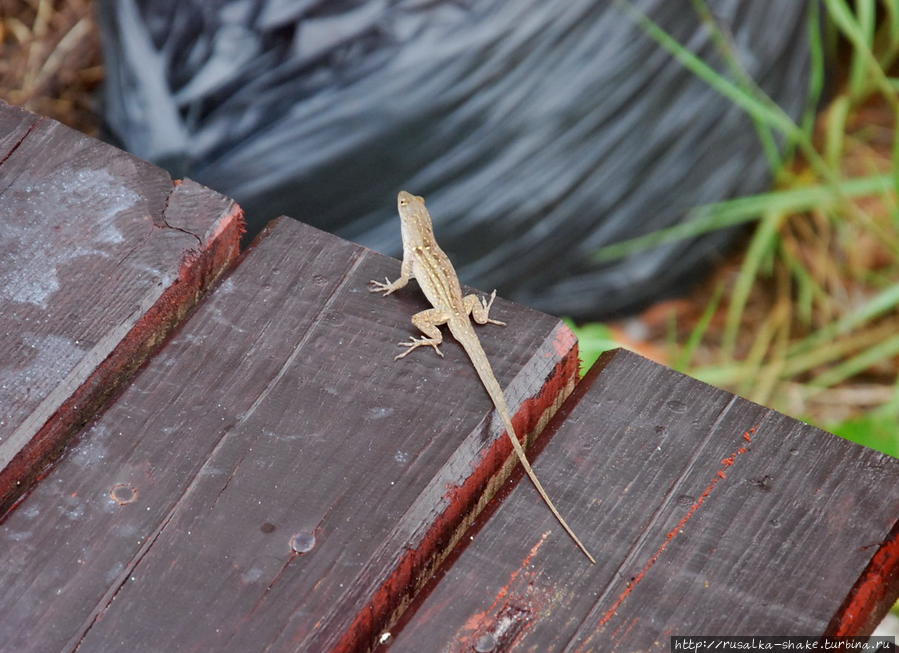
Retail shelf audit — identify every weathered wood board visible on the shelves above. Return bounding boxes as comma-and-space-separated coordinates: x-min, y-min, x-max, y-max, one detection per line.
388, 349, 899, 651
0, 101, 243, 512
0, 218, 579, 652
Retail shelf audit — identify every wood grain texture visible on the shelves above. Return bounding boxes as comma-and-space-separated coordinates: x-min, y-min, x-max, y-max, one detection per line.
0, 100, 243, 512
0, 217, 579, 653
389, 349, 899, 652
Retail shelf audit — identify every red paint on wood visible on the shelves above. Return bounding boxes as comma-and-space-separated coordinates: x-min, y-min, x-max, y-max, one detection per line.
457, 531, 551, 646
595, 427, 758, 631
829, 522, 899, 635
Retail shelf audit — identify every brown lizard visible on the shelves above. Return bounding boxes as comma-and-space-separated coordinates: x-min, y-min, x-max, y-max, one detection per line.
369, 190, 595, 564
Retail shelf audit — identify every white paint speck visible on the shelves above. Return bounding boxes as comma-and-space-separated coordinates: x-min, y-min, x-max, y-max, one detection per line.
104, 561, 125, 583
241, 567, 264, 583
21, 505, 40, 519
367, 406, 394, 419
0, 334, 85, 412
6, 530, 32, 542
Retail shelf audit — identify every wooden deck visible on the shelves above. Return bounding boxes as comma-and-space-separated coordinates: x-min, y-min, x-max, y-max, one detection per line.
1, 101, 897, 652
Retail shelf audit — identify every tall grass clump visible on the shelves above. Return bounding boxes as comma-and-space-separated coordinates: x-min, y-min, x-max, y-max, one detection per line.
576, 0, 899, 457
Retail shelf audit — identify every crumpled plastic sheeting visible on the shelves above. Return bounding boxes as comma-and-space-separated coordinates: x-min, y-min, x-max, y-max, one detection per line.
99, 0, 811, 320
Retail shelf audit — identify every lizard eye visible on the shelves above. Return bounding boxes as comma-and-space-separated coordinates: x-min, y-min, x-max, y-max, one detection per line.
399, 198, 407, 206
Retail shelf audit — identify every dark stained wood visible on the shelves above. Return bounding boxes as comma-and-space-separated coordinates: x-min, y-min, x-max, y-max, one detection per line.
0, 218, 579, 653
0, 100, 243, 512
389, 349, 899, 651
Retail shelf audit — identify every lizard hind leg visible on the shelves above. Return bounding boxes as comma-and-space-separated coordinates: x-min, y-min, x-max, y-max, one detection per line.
396, 308, 450, 359
465, 290, 506, 327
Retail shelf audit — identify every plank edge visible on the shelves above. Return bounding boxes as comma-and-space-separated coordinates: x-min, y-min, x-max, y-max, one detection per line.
827, 518, 899, 636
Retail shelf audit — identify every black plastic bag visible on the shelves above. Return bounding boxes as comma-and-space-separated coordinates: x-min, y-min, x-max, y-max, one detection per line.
99, 0, 812, 319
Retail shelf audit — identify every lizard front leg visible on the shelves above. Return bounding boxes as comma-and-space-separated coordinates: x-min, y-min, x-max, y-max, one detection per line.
464, 289, 506, 327
369, 257, 414, 296
396, 308, 450, 359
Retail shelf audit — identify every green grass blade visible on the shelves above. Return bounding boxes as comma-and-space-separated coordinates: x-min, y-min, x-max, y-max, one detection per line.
825, 96, 850, 169
780, 241, 827, 325
894, 110, 899, 198
880, 0, 899, 69
722, 211, 784, 357
693, 318, 899, 388
872, 373, 899, 418
848, 0, 876, 98
594, 174, 893, 262
885, 0, 899, 47
800, 0, 827, 149
615, 0, 804, 139
810, 333, 899, 388
688, 0, 783, 175
673, 281, 724, 371
782, 321, 899, 379
825, 0, 899, 107
618, 0, 872, 219
789, 282, 899, 355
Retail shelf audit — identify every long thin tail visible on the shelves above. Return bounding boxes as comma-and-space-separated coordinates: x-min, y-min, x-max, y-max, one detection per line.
454, 324, 596, 564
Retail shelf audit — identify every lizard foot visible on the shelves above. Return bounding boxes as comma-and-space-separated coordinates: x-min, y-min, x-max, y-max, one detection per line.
369, 277, 397, 296
395, 336, 444, 359
483, 290, 506, 326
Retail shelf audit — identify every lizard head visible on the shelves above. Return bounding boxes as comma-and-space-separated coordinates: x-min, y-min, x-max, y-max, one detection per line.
397, 190, 425, 210
397, 190, 434, 246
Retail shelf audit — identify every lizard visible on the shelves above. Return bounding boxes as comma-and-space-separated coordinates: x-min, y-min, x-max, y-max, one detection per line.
369, 190, 595, 564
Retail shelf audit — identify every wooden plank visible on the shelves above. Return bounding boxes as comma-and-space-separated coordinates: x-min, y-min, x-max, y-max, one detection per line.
0, 217, 579, 652
0, 101, 243, 512
389, 349, 899, 651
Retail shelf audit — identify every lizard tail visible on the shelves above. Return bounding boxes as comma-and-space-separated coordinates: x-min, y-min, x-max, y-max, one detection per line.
455, 326, 596, 564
